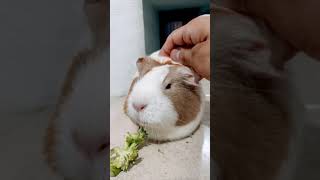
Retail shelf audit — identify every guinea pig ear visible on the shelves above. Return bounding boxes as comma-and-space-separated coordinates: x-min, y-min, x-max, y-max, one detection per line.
176, 66, 200, 86
136, 57, 148, 75
136, 57, 161, 76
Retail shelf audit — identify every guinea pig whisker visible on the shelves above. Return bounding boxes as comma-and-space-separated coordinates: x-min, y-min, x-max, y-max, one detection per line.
159, 121, 165, 130
150, 127, 156, 140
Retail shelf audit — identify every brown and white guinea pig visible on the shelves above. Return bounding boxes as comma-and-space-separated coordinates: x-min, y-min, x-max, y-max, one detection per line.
43, 0, 108, 180
123, 50, 205, 141
212, 4, 304, 180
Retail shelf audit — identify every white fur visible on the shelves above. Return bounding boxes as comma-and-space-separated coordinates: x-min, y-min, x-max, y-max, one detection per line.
144, 88, 205, 141
53, 49, 108, 180
149, 50, 181, 65
132, 50, 181, 79
127, 54, 205, 141
128, 65, 178, 127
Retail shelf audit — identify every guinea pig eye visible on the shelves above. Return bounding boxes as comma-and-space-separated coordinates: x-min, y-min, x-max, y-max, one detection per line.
165, 83, 172, 89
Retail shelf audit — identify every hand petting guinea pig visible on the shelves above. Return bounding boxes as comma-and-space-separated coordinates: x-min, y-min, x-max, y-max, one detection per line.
124, 50, 205, 141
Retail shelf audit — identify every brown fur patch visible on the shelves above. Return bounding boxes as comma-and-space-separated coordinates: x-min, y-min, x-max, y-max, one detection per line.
163, 66, 201, 126
43, 49, 96, 171
43, 119, 58, 172
136, 56, 183, 76
136, 57, 162, 77
44, 0, 107, 176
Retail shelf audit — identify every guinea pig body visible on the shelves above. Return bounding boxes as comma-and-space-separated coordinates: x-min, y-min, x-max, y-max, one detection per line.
44, 49, 108, 180
124, 51, 205, 141
43, 0, 108, 179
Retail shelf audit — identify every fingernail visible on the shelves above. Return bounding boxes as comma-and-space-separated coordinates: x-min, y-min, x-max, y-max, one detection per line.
171, 49, 181, 62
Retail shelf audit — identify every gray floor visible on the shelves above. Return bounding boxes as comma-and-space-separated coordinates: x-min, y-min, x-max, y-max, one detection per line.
110, 97, 210, 180
0, 104, 319, 180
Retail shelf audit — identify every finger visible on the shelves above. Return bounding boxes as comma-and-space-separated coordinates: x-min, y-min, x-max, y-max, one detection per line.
161, 28, 185, 57
159, 48, 169, 56
179, 42, 210, 80
170, 49, 181, 62
170, 48, 193, 66
171, 48, 205, 80
161, 26, 194, 57
191, 41, 210, 80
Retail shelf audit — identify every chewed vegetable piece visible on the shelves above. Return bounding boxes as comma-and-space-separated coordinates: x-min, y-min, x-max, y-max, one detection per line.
110, 127, 148, 177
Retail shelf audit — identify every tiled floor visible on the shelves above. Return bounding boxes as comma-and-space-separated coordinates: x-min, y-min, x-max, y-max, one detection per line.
110, 96, 211, 180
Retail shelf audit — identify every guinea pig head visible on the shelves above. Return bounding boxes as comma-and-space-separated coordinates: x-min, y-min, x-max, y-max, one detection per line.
124, 57, 202, 131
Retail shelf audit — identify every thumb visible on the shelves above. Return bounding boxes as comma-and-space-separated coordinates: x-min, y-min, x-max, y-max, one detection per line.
170, 48, 193, 66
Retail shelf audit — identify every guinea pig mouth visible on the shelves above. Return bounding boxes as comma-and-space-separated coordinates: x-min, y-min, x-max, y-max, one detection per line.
132, 116, 150, 128
135, 118, 147, 126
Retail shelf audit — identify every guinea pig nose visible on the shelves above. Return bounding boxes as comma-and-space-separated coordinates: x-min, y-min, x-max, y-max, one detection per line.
133, 103, 147, 112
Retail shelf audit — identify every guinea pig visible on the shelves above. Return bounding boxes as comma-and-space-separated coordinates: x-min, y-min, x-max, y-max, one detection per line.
123, 51, 205, 141
43, 49, 108, 180
212, 5, 303, 180
43, 0, 108, 180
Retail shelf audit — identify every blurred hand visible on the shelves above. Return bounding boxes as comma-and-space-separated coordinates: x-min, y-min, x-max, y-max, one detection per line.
226, 0, 320, 60
160, 15, 210, 80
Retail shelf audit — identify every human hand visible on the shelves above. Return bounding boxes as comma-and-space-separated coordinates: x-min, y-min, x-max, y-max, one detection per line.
159, 15, 210, 80
221, 0, 320, 60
